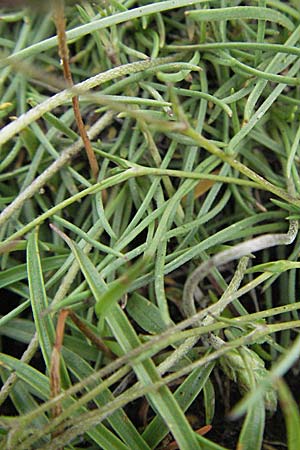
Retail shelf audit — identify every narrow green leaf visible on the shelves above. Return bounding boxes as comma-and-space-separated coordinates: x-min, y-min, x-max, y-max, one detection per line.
0, 352, 50, 400
203, 378, 215, 424
271, 198, 300, 213
27, 229, 55, 368
187, 7, 294, 31
196, 433, 229, 450
0, 318, 34, 344
0, 255, 66, 289
237, 397, 265, 450
247, 260, 300, 274
127, 293, 167, 334
277, 379, 300, 450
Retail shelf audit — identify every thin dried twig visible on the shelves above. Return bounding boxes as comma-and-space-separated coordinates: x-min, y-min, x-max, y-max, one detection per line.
53, 0, 99, 179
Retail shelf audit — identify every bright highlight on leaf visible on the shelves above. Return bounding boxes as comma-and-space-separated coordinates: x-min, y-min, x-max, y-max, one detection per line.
94, 258, 148, 317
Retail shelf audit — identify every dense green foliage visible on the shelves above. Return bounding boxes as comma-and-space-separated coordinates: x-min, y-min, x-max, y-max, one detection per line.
1, 1, 300, 449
